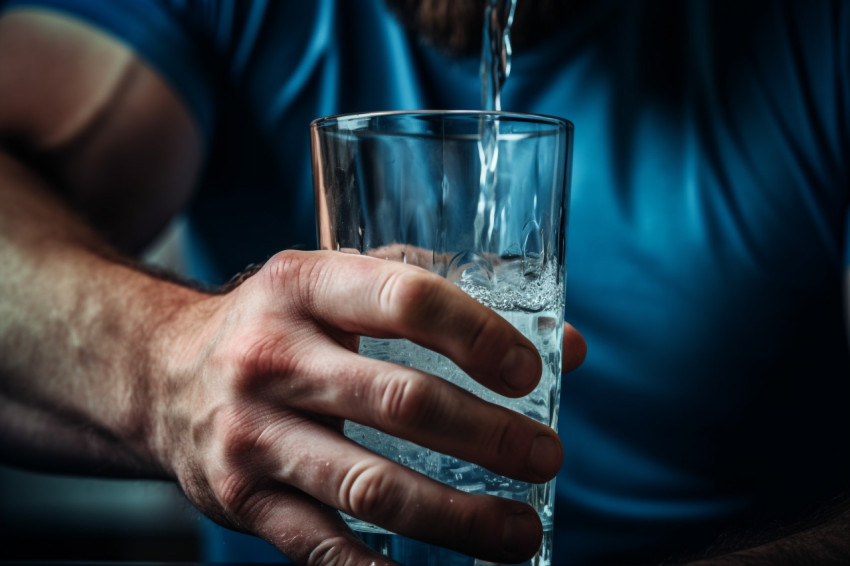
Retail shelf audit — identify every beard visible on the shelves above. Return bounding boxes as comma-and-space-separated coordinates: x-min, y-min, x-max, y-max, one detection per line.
383, 0, 581, 56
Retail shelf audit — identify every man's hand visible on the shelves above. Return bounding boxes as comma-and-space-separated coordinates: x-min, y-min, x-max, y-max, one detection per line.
153, 250, 585, 565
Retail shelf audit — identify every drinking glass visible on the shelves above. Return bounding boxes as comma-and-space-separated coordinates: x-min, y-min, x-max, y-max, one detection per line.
310, 110, 573, 566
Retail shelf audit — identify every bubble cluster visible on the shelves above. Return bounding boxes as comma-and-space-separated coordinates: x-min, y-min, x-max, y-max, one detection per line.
451, 255, 563, 313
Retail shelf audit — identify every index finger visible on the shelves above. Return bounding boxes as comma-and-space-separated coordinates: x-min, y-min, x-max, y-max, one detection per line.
273, 250, 543, 397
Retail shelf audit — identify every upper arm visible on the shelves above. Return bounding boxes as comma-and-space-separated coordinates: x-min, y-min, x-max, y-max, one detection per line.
0, 8, 204, 252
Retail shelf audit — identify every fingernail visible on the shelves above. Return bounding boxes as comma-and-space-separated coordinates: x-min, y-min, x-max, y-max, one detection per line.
530, 434, 562, 479
502, 510, 542, 557
500, 346, 540, 392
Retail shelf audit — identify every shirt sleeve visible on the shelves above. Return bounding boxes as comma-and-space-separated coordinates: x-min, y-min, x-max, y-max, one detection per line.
0, 0, 218, 143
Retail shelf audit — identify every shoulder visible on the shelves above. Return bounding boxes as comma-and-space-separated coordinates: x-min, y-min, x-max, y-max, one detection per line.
0, 0, 233, 140
0, 8, 205, 251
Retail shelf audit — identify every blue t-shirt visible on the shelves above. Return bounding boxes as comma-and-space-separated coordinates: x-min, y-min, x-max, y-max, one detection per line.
2, 1, 849, 564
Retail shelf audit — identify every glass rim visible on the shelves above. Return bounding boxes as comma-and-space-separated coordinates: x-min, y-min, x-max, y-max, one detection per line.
310, 109, 572, 130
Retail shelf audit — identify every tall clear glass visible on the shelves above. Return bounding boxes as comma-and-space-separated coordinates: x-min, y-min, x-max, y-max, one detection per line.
310, 110, 573, 566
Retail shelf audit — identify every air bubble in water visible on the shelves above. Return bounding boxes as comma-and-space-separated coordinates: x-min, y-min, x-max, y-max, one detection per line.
446, 251, 494, 289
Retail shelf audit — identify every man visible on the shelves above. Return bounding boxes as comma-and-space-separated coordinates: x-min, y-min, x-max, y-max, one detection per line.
0, 1, 847, 565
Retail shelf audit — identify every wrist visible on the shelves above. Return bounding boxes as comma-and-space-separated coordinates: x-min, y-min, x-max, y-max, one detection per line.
141, 275, 225, 480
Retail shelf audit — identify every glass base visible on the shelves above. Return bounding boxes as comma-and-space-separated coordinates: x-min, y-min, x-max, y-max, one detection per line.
355, 529, 552, 566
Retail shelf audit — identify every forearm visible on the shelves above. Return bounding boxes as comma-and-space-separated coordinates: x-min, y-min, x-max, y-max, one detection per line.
0, 149, 200, 478
686, 499, 850, 565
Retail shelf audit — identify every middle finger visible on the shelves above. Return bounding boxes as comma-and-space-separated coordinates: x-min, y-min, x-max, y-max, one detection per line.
281, 342, 562, 484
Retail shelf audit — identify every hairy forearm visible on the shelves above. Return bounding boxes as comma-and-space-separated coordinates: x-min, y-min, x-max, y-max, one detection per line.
0, 149, 199, 478
685, 499, 850, 565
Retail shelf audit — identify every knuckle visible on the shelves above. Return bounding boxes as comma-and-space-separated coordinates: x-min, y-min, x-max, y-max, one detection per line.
214, 470, 256, 519
263, 249, 325, 312
213, 407, 263, 464
208, 412, 273, 484
220, 312, 306, 395
221, 482, 277, 532
306, 536, 360, 566
204, 411, 304, 529
376, 371, 432, 428
233, 331, 293, 387
207, 426, 281, 529
263, 249, 308, 282
339, 459, 399, 521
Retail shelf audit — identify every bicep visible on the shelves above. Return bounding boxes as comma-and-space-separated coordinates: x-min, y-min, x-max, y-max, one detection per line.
0, 8, 204, 252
